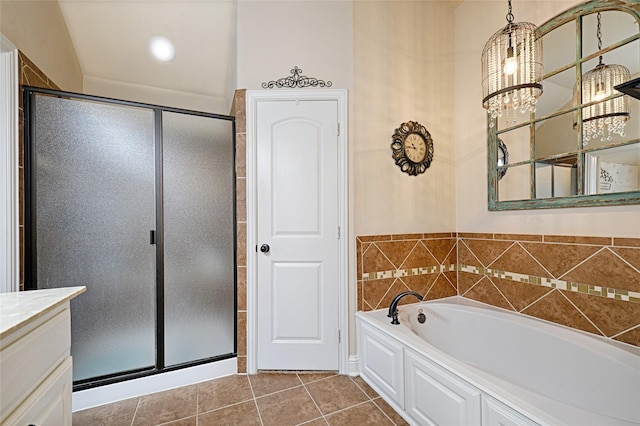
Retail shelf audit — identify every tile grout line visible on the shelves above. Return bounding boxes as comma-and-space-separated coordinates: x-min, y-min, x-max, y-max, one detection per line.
246, 375, 266, 426
130, 397, 142, 426
299, 378, 330, 425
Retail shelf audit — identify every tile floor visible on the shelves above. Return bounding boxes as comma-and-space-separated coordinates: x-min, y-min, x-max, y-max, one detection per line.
72, 372, 410, 426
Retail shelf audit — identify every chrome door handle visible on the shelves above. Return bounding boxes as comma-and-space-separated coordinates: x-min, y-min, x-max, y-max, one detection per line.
260, 244, 270, 253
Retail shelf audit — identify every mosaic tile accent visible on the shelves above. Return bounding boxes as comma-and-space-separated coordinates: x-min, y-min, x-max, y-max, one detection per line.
362, 264, 456, 281
459, 265, 640, 304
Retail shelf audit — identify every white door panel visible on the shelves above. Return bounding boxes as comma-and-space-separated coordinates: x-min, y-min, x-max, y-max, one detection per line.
256, 99, 339, 371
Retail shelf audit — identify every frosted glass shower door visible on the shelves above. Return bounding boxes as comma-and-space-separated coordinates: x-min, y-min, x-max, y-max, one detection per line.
32, 95, 157, 381
162, 111, 236, 366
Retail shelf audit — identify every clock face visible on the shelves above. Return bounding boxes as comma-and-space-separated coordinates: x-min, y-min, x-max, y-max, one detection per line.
404, 133, 427, 163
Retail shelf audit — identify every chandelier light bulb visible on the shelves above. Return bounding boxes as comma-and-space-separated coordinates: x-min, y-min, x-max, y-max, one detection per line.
503, 56, 518, 76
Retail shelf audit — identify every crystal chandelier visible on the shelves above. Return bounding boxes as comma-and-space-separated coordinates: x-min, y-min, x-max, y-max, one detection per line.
579, 13, 630, 144
482, 0, 543, 127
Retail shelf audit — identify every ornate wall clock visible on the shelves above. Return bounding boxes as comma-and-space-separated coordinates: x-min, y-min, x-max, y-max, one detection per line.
391, 121, 434, 176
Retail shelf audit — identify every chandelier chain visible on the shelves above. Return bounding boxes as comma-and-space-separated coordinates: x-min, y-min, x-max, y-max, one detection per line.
506, 0, 514, 23
597, 12, 603, 65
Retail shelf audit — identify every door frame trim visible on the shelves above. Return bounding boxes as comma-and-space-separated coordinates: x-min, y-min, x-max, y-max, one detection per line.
246, 89, 348, 374
0, 34, 19, 293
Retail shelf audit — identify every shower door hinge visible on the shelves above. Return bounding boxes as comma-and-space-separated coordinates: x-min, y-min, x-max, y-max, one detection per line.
338, 329, 341, 343
337, 123, 340, 137
337, 226, 341, 239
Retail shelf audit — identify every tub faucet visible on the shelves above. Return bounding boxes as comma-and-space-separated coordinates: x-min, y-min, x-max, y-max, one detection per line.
388, 291, 423, 325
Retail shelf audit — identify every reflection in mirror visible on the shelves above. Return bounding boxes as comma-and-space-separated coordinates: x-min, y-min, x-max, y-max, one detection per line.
543, 20, 576, 73
585, 143, 640, 194
582, 10, 639, 58
536, 66, 576, 119
498, 164, 531, 201
497, 138, 509, 180
535, 156, 578, 198
498, 125, 529, 164
535, 111, 579, 159
578, 39, 640, 148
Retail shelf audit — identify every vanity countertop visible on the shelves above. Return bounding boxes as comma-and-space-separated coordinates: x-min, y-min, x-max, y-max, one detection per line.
0, 287, 86, 339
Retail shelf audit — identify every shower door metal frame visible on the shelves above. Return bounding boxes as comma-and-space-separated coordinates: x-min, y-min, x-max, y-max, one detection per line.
23, 86, 237, 390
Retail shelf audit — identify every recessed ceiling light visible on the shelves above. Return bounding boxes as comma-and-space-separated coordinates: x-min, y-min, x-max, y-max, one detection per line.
149, 36, 175, 62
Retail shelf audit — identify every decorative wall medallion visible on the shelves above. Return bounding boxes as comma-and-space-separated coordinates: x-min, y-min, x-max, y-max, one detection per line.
262, 66, 333, 89
390, 121, 434, 176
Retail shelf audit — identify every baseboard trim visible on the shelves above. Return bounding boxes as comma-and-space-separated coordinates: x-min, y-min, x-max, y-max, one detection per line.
72, 358, 236, 411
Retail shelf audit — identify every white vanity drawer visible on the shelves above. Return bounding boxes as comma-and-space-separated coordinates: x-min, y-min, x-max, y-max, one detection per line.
0, 307, 71, 422
3, 357, 73, 426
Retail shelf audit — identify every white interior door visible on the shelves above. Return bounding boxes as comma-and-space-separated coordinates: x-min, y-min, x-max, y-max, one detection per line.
256, 98, 340, 371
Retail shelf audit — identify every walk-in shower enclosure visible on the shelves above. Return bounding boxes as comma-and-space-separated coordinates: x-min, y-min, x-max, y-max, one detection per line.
24, 87, 237, 389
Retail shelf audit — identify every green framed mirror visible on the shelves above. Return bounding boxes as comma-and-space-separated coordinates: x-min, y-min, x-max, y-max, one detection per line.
488, 0, 640, 210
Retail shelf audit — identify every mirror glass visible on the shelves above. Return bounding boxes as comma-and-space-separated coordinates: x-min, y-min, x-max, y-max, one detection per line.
498, 164, 531, 201
488, 1, 640, 210
534, 111, 579, 159
543, 20, 576, 72
585, 144, 640, 195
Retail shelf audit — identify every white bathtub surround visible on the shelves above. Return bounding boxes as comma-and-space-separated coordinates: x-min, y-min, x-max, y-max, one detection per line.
0, 286, 86, 425
356, 296, 640, 426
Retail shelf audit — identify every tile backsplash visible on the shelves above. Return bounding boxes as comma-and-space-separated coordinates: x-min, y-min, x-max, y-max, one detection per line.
357, 232, 640, 348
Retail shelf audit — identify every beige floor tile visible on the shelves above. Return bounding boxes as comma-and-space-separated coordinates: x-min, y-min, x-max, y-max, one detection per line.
248, 372, 303, 397
372, 397, 410, 425
256, 386, 322, 426
159, 416, 196, 426
299, 418, 330, 425
198, 400, 262, 426
351, 375, 379, 399
73, 397, 139, 426
132, 385, 197, 426
198, 375, 253, 413
304, 375, 369, 415
325, 401, 395, 426
297, 372, 338, 384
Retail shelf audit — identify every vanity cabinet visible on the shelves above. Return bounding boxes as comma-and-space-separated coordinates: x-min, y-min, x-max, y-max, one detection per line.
0, 287, 85, 426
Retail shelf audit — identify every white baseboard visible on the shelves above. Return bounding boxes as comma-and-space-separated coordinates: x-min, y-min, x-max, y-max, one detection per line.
347, 355, 360, 376
72, 358, 237, 412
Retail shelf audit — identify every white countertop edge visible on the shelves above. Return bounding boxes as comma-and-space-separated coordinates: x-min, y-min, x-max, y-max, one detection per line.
0, 286, 86, 339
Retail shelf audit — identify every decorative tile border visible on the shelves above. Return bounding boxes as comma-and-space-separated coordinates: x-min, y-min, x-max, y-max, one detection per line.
362, 264, 457, 281
459, 264, 640, 304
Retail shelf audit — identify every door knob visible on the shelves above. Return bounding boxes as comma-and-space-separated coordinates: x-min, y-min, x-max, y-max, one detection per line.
260, 244, 270, 253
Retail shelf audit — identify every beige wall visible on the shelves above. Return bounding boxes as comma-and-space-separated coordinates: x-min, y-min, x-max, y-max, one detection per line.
354, 1, 456, 236
0, 0, 82, 92
84, 76, 228, 113
454, 0, 640, 237
237, 1, 353, 91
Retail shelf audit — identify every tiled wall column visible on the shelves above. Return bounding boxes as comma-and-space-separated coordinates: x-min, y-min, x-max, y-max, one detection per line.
17, 52, 61, 291
231, 89, 248, 373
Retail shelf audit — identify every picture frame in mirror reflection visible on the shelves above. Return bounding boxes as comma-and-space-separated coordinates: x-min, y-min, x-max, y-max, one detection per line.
488, 0, 640, 210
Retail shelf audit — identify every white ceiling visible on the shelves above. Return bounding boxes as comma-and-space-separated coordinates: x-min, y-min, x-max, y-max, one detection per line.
57, 0, 466, 104
57, 0, 236, 102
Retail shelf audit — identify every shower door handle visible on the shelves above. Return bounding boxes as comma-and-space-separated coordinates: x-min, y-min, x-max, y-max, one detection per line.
150, 230, 156, 245
260, 244, 270, 253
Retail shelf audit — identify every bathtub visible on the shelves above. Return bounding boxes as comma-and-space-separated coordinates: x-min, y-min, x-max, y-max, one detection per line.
356, 296, 640, 426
